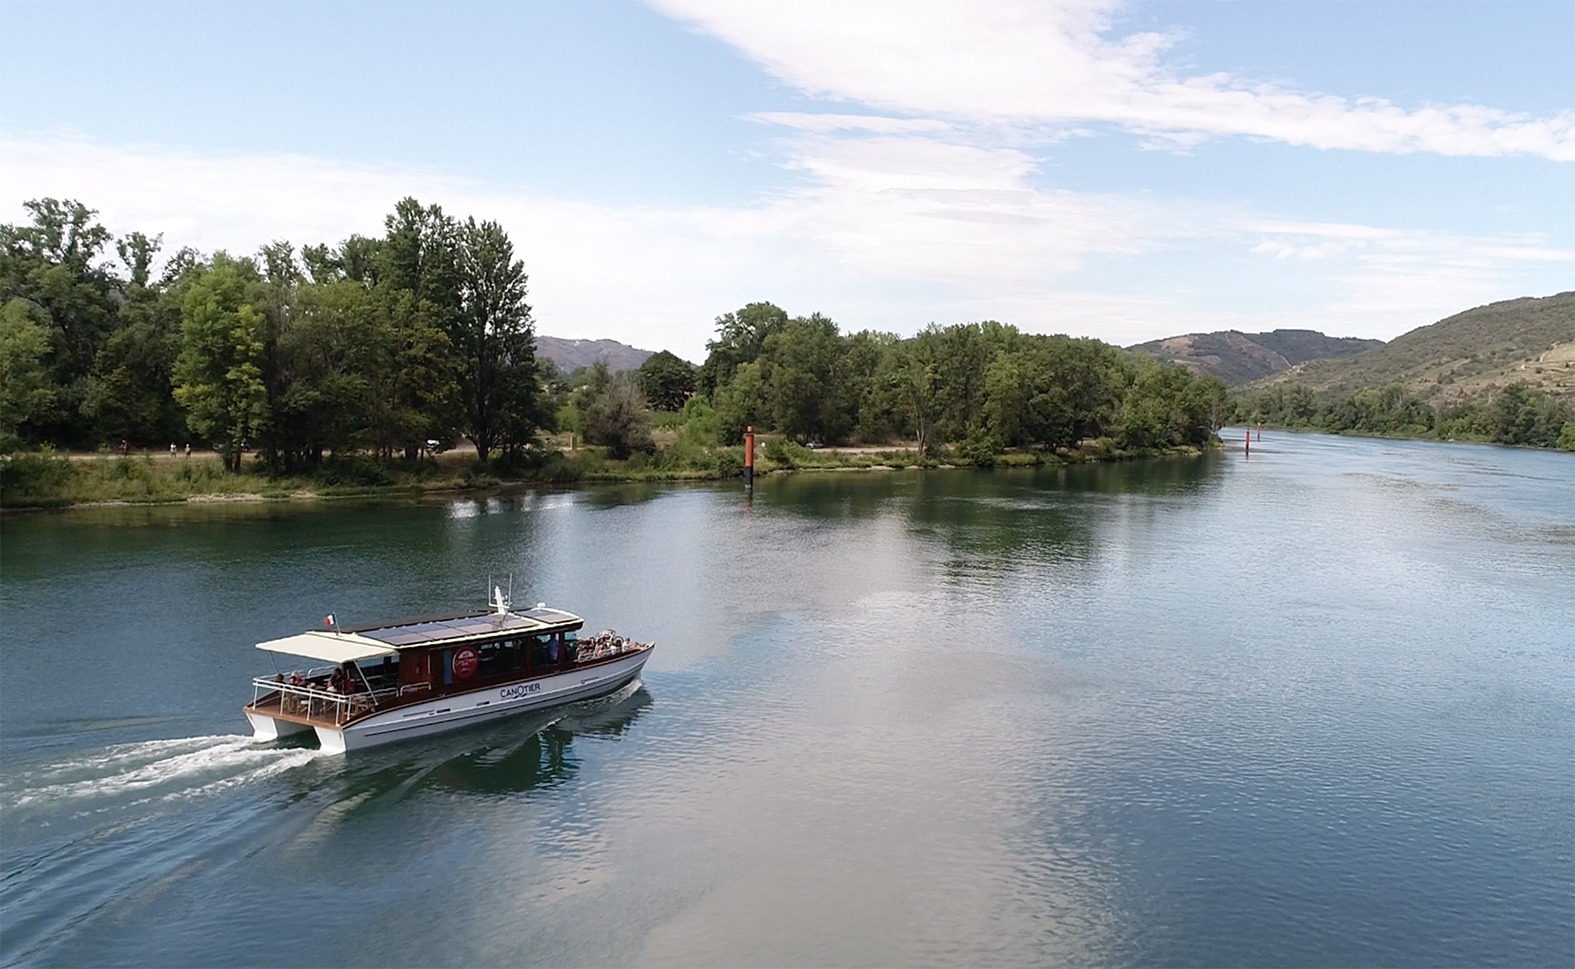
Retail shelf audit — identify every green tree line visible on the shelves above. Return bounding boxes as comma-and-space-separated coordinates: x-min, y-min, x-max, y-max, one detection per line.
1233, 381, 1575, 451
3, 199, 1228, 484
2, 198, 546, 470
623, 301, 1227, 460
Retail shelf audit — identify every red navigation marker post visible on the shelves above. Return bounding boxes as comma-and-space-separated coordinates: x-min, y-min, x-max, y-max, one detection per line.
744, 425, 755, 491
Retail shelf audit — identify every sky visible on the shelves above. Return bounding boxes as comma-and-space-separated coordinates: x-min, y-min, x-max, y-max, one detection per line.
2, 0, 1572, 362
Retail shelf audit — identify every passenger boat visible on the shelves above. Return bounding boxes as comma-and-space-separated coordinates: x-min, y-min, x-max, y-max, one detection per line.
243, 588, 653, 753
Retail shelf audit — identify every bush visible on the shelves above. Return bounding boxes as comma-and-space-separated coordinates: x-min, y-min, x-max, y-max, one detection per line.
314, 455, 394, 487
763, 438, 811, 469
714, 449, 743, 479
0, 451, 78, 507
531, 451, 586, 483
956, 428, 1000, 467
677, 396, 722, 447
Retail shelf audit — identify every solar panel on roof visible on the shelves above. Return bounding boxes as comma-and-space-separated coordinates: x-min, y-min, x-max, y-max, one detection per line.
362, 618, 468, 645
521, 608, 571, 622
349, 607, 575, 649
381, 631, 432, 646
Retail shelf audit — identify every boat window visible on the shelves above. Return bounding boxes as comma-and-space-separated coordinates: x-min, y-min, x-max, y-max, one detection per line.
529, 633, 560, 671
479, 640, 525, 677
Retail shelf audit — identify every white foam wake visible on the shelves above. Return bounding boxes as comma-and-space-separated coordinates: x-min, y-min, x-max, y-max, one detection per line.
7, 735, 323, 810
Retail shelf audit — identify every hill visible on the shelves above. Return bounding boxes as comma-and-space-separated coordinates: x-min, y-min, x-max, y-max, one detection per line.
1130, 329, 1381, 386
1252, 291, 1575, 402
536, 336, 655, 373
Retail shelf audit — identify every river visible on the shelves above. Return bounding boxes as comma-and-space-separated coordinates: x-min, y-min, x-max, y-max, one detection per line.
2, 432, 1571, 967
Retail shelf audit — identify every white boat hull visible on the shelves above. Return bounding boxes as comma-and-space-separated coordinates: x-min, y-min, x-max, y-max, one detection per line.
245, 710, 314, 740
313, 650, 651, 754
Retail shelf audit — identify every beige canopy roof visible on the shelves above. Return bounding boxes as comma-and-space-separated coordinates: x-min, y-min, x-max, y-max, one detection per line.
255, 631, 398, 665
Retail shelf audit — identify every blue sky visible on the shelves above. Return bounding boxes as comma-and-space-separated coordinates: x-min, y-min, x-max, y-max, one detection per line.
3, 0, 1571, 361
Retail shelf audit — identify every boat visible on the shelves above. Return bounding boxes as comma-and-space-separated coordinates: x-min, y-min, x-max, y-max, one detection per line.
243, 587, 653, 753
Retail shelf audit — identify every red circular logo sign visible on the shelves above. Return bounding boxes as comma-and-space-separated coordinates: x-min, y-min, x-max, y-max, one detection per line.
452, 647, 478, 679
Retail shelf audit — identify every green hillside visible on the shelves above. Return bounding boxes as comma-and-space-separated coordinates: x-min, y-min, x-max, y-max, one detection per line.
1255, 291, 1575, 403
1130, 329, 1381, 386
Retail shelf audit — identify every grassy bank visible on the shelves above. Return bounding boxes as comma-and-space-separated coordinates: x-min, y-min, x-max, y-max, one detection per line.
0, 438, 1212, 510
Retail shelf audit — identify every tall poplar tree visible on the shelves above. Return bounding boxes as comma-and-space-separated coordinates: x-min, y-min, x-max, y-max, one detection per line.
172, 255, 267, 472
454, 218, 537, 460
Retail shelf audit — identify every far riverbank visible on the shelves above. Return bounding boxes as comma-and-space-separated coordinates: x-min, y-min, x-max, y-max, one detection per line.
0, 439, 1214, 511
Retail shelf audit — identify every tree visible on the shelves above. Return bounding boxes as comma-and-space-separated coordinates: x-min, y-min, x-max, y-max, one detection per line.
172, 255, 268, 472
839, 330, 900, 442
698, 301, 788, 396
983, 350, 1027, 446
712, 360, 767, 445
252, 240, 303, 474
0, 199, 120, 445
272, 278, 380, 465
929, 322, 991, 442
453, 217, 537, 460
884, 336, 941, 456
639, 350, 696, 412
366, 200, 462, 459
0, 298, 54, 447
764, 314, 844, 442
362, 283, 456, 461
576, 363, 654, 459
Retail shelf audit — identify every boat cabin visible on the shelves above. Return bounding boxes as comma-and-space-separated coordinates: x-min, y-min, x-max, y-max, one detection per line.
246, 604, 618, 731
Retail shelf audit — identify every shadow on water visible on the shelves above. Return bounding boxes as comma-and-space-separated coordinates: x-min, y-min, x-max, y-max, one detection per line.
904, 456, 1223, 565
574, 481, 708, 510
324, 683, 654, 807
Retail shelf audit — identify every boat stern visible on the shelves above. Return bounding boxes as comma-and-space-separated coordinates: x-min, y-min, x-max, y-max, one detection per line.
245, 708, 313, 741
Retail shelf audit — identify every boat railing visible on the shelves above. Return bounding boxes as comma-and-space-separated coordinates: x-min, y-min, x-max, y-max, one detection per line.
251, 677, 400, 724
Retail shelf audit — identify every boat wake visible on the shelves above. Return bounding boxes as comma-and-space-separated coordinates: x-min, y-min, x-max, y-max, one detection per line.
3, 734, 323, 817
0, 735, 326, 967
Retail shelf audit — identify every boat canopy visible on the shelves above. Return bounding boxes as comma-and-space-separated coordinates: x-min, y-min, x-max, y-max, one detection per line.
256, 631, 398, 664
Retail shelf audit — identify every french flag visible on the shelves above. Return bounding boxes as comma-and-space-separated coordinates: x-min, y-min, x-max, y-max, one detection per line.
323, 614, 336, 628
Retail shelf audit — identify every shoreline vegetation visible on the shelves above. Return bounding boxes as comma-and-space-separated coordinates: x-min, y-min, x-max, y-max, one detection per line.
1234, 380, 1575, 452
0, 437, 1217, 511
6, 197, 1569, 513
4, 196, 1236, 510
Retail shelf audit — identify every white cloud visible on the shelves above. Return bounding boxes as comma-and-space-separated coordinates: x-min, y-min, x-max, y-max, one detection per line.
4, 130, 1569, 360
654, 0, 1575, 160
749, 113, 954, 136
0, 132, 776, 361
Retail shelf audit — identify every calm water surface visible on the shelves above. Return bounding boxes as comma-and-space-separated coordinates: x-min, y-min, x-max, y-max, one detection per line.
2, 432, 1572, 967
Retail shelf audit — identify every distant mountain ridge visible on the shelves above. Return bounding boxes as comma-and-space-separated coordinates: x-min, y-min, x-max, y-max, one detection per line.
536, 336, 655, 373
1251, 291, 1575, 403
1130, 329, 1382, 386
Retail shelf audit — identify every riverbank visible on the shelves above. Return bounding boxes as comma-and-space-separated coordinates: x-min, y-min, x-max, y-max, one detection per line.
1231, 421, 1575, 452
0, 439, 1212, 510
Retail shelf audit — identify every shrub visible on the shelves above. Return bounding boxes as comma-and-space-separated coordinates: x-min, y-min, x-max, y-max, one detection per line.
314, 455, 394, 487
0, 451, 78, 507
714, 449, 743, 478
763, 438, 811, 469
957, 428, 1000, 467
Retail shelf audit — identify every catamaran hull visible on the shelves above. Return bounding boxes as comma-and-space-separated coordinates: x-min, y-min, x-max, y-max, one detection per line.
245, 710, 314, 740
313, 650, 650, 754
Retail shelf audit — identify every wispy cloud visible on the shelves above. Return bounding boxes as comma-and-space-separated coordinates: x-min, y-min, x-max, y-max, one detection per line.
655, 0, 1575, 160
4, 130, 1569, 357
